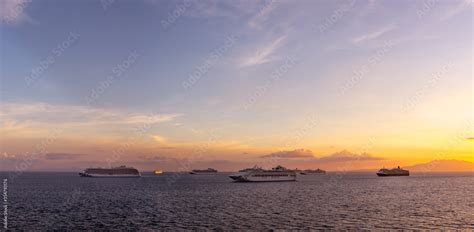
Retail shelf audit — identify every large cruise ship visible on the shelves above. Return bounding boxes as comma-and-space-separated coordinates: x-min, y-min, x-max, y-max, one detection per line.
229, 165, 296, 182
190, 168, 218, 174
301, 168, 326, 175
79, 166, 141, 178
376, 166, 409, 176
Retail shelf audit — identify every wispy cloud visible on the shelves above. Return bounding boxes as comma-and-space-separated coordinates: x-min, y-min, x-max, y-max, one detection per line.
152, 135, 168, 144
45, 153, 85, 160
260, 149, 315, 159
352, 24, 397, 44
0, 102, 182, 138
176, 0, 257, 19
260, 149, 384, 162
318, 150, 384, 162
239, 35, 287, 67
0, 0, 32, 24
248, 0, 279, 29
1, 102, 181, 125
440, 0, 472, 21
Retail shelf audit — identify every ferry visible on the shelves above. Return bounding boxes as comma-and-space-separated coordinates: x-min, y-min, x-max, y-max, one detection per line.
376, 166, 409, 176
190, 168, 218, 174
301, 168, 326, 175
229, 165, 296, 182
79, 165, 141, 178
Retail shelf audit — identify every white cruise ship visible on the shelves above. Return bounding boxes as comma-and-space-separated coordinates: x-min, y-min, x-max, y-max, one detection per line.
229, 165, 296, 182
79, 166, 141, 178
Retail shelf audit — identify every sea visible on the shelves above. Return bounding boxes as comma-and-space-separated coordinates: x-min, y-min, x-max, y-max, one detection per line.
1, 172, 473, 230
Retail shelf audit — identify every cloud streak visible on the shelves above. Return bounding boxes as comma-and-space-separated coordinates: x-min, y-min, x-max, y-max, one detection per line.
261, 149, 384, 162
248, 0, 279, 29
239, 35, 287, 67
0, 0, 32, 24
0, 102, 182, 140
352, 24, 397, 44
45, 153, 85, 160
1, 102, 181, 125
152, 135, 168, 144
440, 0, 472, 21
318, 150, 384, 162
260, 149, 315, 159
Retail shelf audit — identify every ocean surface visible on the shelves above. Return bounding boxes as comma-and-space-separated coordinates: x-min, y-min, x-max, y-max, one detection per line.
2, 172, 473, 230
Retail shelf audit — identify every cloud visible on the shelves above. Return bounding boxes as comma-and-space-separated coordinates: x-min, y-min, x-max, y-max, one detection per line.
1, 102, 181, 125
318, 150, 384, 162
248, 0, 279, 29
139, 155, 176, 162
45, 153, 85, 160
440, 0, 472, 21
352, 24, 397, 44
122, 114, 180, 124
176, 0, 258, 19
0, 102, 182, 141
239, 35, 287, 67
0, 0, 32, 25
260, 149, 315, 159
152, 135, 168, 144
260, 149, 384, 163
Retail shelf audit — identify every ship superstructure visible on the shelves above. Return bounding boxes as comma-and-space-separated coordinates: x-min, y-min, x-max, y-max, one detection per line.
229, 165, 296, 182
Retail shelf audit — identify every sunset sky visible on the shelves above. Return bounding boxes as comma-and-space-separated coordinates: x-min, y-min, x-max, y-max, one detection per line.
1, 0, 472, 171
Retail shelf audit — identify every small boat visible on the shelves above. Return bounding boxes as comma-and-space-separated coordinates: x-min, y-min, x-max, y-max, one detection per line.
229, 165, 296, 182
376, 166, 409, 176
190, 168, 218, 174
79, 165, 141, 178
154, 170, 163, 175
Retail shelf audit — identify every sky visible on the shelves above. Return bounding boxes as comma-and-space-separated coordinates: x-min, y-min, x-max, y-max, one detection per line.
0, 0, 472, 172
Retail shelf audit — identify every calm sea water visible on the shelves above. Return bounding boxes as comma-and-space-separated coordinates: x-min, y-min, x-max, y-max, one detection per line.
2, 172, 473, 230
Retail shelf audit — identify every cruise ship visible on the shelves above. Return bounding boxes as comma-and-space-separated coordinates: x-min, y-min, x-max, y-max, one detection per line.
301, 168, 326, 175
229, 165, 296, 182
376, 166, 409, 176
79, 166, 141, 178
189, 168, 218, 174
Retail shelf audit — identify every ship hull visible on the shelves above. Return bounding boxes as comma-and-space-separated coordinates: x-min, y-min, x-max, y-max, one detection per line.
189, 172, 217, 175
229, 173, 296, 182
376, 173, 409, 177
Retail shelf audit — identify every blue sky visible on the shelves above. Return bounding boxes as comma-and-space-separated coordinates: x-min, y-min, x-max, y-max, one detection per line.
0, 0, 472, 171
